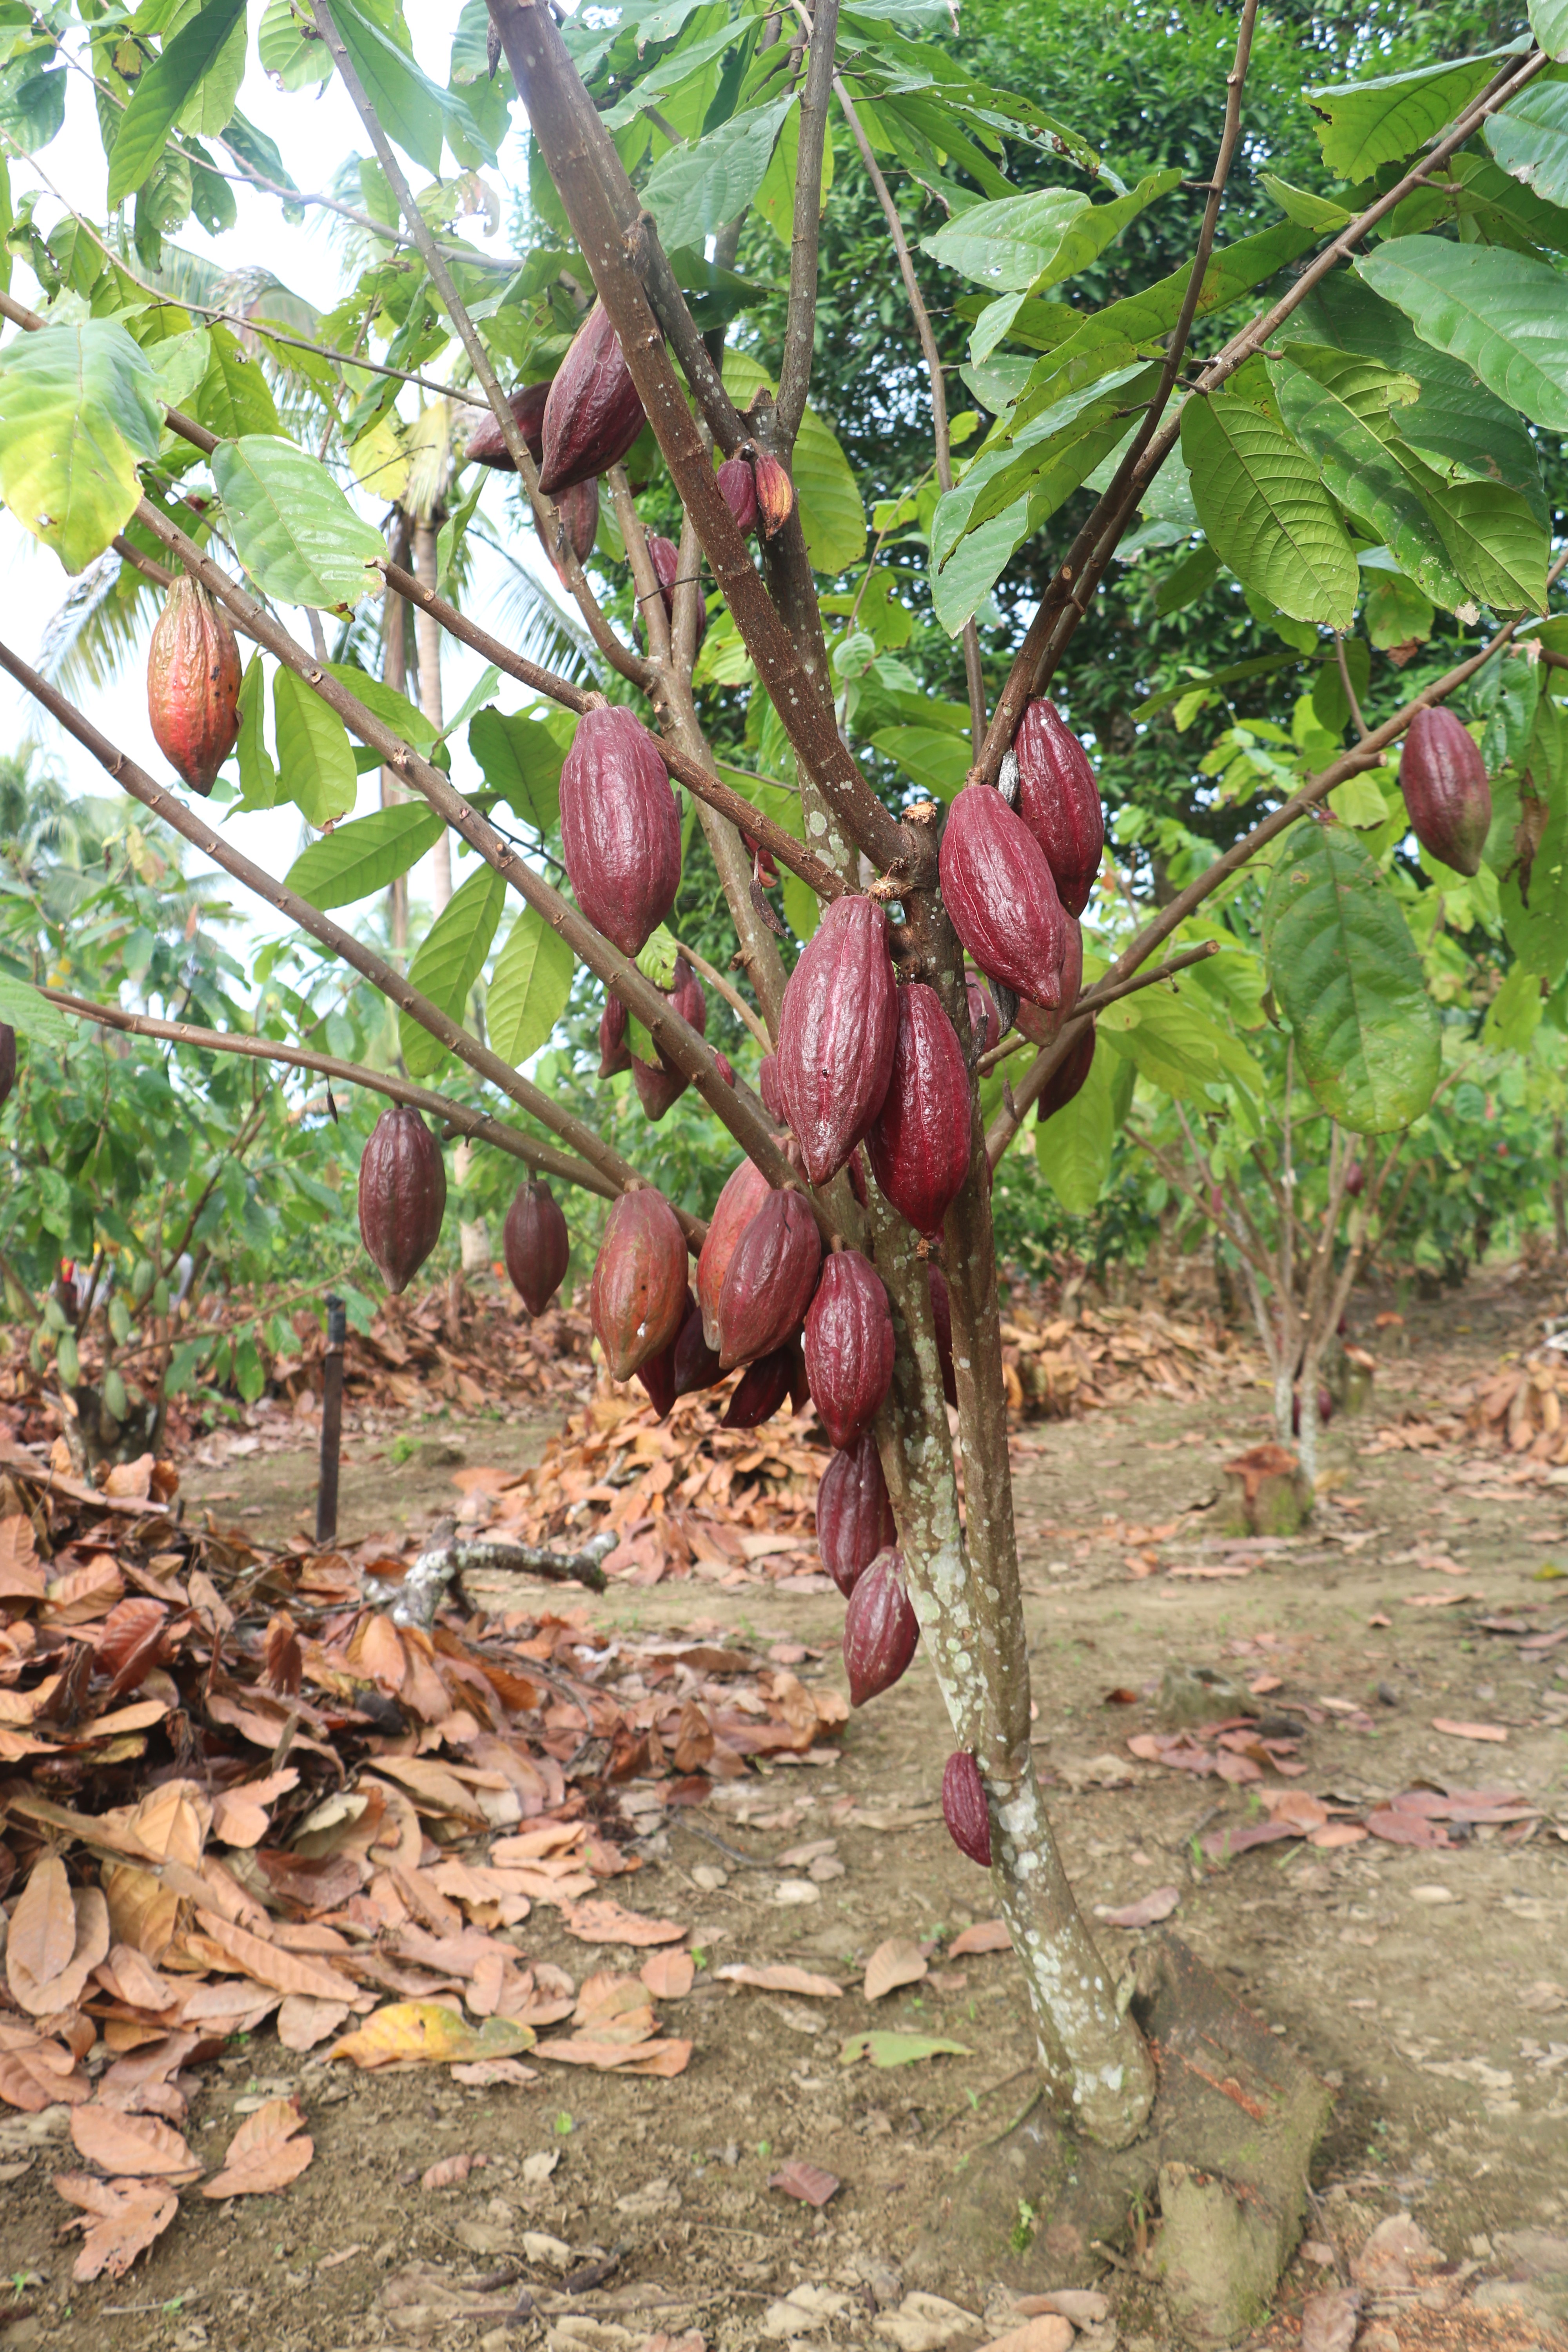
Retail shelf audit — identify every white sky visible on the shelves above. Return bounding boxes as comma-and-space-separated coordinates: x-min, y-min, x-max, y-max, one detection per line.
0, 11, 565, 939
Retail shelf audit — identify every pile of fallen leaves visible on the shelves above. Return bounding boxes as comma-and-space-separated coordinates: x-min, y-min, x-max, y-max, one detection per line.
999, 1299, 1251, 1418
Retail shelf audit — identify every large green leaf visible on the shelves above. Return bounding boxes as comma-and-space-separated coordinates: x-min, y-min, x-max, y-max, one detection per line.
642, 95, 795, 254
1356, 237, 1568, 434
0, 319, 162, 573
1421, 470, 1548, 612
922, 170, 1181, 295
1485, 78, 1568, 210
1097, 988, 1263, 1104
1181, 381, 1357, 630
234, 652, 276, 811
0, 55, 66, 154
487, 904, 574, 1068
107, 0, 247, 204
960, 364, 1159, 537
213, 436, 387, 609
1262, 821, 1441, 1133
400, 864, 508, 1077
323, 660, 439, 750
720, 352, 865, 572
330, 0, 490, 173
1306, 47, 1522, 180
194, 321, 280, 437
468, 706, 571, 835
272, 668, 357, 829
1034, 1038, 1116, 1212
1530, 0, 1568, 59
1500, 695, 1568, 982
0, 971, 70, 1047
870, 725, 971, 800
285, 803, 444, 908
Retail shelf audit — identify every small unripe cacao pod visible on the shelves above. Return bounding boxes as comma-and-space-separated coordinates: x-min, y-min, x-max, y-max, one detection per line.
928, 1264, 958, 1406
358, 1105, 446, 1295
816, 1433, 896, 1595
939, 784, 1067, 1010
1014, 697, 1105, 919
599, 995, 632, 1078
966, 974, 1002, 1057
697, 1158, 773, 1351
559, 705, 681, 958
803, 1250, 894, 1450
672, 1292, 724, 1397
642, 533, 708, 653
1016, 918, 1083, 1051
753, 449, 794, 538
776, 895, 898, 1183
538, 305, 646, 494
1036, 1026, 1096, 1123
717, 453, 758, 533
759, 1053, 786, 1123
866, 984, 973, 1240
1292, 1384, 1335, 1434
466, 381, 549, 470
942, 1751, 992, 1867
539, 475, 599, 579
1398, 705, 1491, 877
715, 1051, 736, 1087
631, 955, 706, 1123
722, 1333, 801, 1429
843, 1548, 919, 1706
1344, 1159, 1365, 1199
636, 1284, 692, 1419
146, 577, 242, 794
0, 1022, 15, 1108
717, 1189, 822, 1370
590, 1187, 688, 1380
503, 1180, 570, 1315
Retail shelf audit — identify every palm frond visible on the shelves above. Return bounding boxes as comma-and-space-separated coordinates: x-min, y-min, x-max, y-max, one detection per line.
472, 530, 599, 688
37, 552, 160, 705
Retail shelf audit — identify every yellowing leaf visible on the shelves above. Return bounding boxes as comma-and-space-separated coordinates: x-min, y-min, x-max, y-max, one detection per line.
327, 2002, 536, 2069
838, 2032, 973, 2069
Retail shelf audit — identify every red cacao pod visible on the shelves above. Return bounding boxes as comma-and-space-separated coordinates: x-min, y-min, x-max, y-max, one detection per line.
1292, 1385, 1336, 1434
759, 1053, 786, 1123
717, 453, 758, 533
722, 1334, 800, 1429
538, 305, 646, 494
717, 1189, 822, 1369
939, 784, 1067, 1010
1014, 697, 1105, 919
636, 1283, 693, 1418
753, 449, 794, 537
559, 705, 681, 958
0, 1023, 15, 1108
715, 1051, 735, 1087
1037, 1026, 1096, 1123
672, 1292, 724, 1397
929, 1263, 957, 1406
590, 1187, 688, 1380
465, 381, 549, 470
1344, 1159, 1365, 1198
503, 1180, 570, 1316
866, 984, 973, 1240
642, 534, 708, 653
803, 1250, 895, 1450
966, 974, 1002, 1056
1398, 706, 1491, 877
358, 1105, 446, 1295
1016, 918, 1083, 1051
599, 995, 632, 1078
775, 896, 898, 1183
146, 577, 242, 795
817, 1432, 896, 1595
539, 476, 599, 579
843, 1548, 919, 1706
631, 955, 706, 1123
942, 1751, 992, 1867
697, 1158, 773, 1351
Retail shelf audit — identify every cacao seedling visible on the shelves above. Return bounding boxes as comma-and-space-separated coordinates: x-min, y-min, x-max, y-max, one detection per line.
696, 1158, 773, 1350
599, 995, 632, 1078
672, 1293, 724, 1397
717, 1189, 822, 1369
146, 577, 243, 794
722, 1334, 802, 1429
866, 984, 973, 1239
358, 1106, 447, 1295
816, 1433, 896, 1595
631, 955, 706, 1123
590, 1187, 688, 1380
559, 705, 682, 957
1036, 1026, 1096, 1123
803, 1250, 895, 1450
1013, 696, 1105, 918
502, 1180, 570, 1316
939, 784, 1067, 1010
1398, 706, 1491, 877
776, 895, 898, 1183
538, 305, 646, 494
928, 1263, 958, 1406
717, 453, 758, 533
465, 381, 550, 470
0, 1022, 15, 1108
942, 1751, 993, 1867
843, 1548, 919, 1706
753, 449, 794, 537
636, 1284, 693, 1418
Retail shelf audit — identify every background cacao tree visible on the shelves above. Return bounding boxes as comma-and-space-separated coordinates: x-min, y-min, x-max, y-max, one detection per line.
0, 0, 1566, 2153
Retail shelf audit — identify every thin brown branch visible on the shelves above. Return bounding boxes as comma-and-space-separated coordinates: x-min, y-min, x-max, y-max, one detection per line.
776, 0, 839, 449
673, 940, 770, 1049
1335, 635, 1371, 740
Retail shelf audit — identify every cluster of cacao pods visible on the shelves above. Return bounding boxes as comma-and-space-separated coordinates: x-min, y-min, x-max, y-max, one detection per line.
147, 578, 243, 795
463, 380, 599, 577
559, 705, 682, 958
1397, 706, 1491, 877
715, 445, 793, 539
358, 1106, 446, 1294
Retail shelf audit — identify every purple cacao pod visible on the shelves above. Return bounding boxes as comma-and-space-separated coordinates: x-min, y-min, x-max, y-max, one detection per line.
1344, 1159, 1365, 1199
717, 1189, 822, 1370
929, 1263, 957, 1407
1014, 697, 1105, 919
358, 1105, 446, 1296
843, 1548, 919, 1706
722, 1334, 800, 1429
715, 1051, 735, 1086
631, 955, 706, 1123
636, 1291, 688, 1419
641, 533, 708, 653
866, 984, 973, 1240
939, 784, 1067, 1010
466, 381, 549, 470
538, 305, 646, 494
717, 453, 758, 533
1292, 1384, 1336, 1434
817, 1433, 897, 1595
697, 1158, 773, 1351
759, 1053, 786, 1123
0, 1023, 15, 1108
1017, 918, 1083, 1051
1398, 705, 1491, 877
590, 1187, 688, 1381
599, 995, 632, 1078
539, 475, 599, 579
942, 1751, 993, 1867
1037, 1027, 1096, 1123
672, 1292, 724, 1397
775, 895, 898, 1183
803, 1250, 895, 1450
966, 974, 1002, 1056
559, 705, 681, 959
502, 1180, 570, 1316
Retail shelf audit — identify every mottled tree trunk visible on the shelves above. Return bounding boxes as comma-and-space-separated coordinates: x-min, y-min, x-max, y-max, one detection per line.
413, 517, 451, 913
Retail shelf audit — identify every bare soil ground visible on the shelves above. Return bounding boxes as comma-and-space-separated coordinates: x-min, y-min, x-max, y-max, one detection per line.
3, 1271, 1566, 2352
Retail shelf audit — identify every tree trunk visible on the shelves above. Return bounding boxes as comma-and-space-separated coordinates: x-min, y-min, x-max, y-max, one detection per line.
381, 511, 412, 957
413, 517, 451, 913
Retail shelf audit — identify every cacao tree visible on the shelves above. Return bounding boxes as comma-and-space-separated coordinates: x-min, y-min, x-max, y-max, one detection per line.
1, 0, 1568, 2162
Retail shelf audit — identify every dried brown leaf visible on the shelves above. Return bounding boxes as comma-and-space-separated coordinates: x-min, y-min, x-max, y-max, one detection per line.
949, 1921, 1009, 1958
276, 1996, 352, 2053
54, 2170, 178, 2281
201, 2097, 313, 2198
714, 1963, 842, 1999
8, 1872, 108, 2017
864, 1938, 927, 2002
640, 1949, 695, 2001
1093, 1886, 1181, 1929
767, 2160, 840, 2207
1299, 2288, 1362, 2352
561, 1900, 687, 1948
69, 2103, 198, 2178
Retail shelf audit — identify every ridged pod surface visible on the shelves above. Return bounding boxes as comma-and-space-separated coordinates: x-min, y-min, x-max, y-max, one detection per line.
717, 1190, 822, 1369
0, 1024, 15, 1109
696, 1159, 774, 1351
1037, 1027, 1096, 1123
1399, 706, 1491, 878
599, 996, 632, 1078
146, 578, 242, 795
759, 1054, 785, 1123
939, 785, 1067, 1009
966, 975, 1002, 1057
358, 1107, 446, 1296
717, 454, 758, 533
538, 306, 646, 494
817, 1434, 896, 1596
722, 1336, 800, 1429
632, 956, 706, 1123
672, 1295, 724, 1397
866, 984, 973, 1240
1016, 918, 1083, 1051
843, 1549, 919, 1706
590, 1188, 688, 1381
502, 1181, 570, 1315
559, 706, 681, 958
942, 1752, 993, 1867
775, 897, 898, 1183
753, 450, 794, 537
465, 381, 549, 470
1014, 697, 1105, 919
929, 1264, 957, 1406
802, 1251, 895, 1450
539, 477, 599, 579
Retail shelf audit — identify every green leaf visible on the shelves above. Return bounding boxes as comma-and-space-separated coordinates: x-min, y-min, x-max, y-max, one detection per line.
330, 0, 490, 174
1483, 961, 1544, 1051
1155, 542, 1221, 615
1419, 469, 1548, 613
323, 659, 439, 749
400, 863, 508, 1077
194, 321, 280, 437
1259, 173, 1352, 231
922, 170, 1181, 295
1181, 380, 1357, 630
641, 95, 795, 254
234, 652, 276, 811
1034, 1038, 1116, 1211
1306, 47, 1522, 181
488, 904, 574, 1068
838, 2032, 972, 2069
272, 668, 358, 829
107, 0, 247, 205
285, 802, 443, 907
0, 57, 65, 155
1364, 570, 1434, 650
1486, 78, 1568, 209
468, 705, 571, 834
259, 0, 335, 89
213, 436, 387, 609
1356, 236, 1568, 435
0, 971, 70, 1047
1501, 695, 1568, 982
0, 319, 163, 573
1262, 820, 1441, 1132
1530, 0, 1568, 60
869, 725, 971, 800
960, 363, 1159, 538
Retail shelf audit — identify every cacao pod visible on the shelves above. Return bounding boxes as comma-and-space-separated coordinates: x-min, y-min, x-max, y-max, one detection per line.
1016, 917, 1083, 1051
358, 1106, 446, 1295
631, 955, 707, 1123
843, 1548, 919, 1706
502, 1180, 570, 1315
759, 1053, 786, 1123
599, 995, 632, 1078
753, 449, 794, 538
722, 1334, 801, 1428
717, 1189, 822, 1369
643, 534, 708, 653
929, 1264, 958, 1406
775, 895, 898, 1183
465, 381, 549, 470
717, 453, 758, 534
538, 305, 646, 494
1344, 1159, 1365, 1199
672, 1292, 724, 1397
696, 1158, 774, 1351
590, 1187, 688, 1380
636, 1284, 693, 1418
0, 1022, 15, 1109
539, 476, 599, 579
1036, 1026, 1096, 1123
559, 705, 681, 958
942, 1751, 992, 1867
803, 1250, 894, 1450
1292, 1385, 1336, 1434
866, 984, 973, 1240
966, 974, 1002, 1057
1014, 697, 1105, 919
715, 1051, 736, 1087
817, 1433, 897, 1595
146, 577, 243, 795
1398, 705, 1491, 877
938, 784, 1067, 1010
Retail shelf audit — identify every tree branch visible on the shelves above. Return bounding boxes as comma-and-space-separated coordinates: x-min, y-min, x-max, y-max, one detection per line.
776, 0, 839, 449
